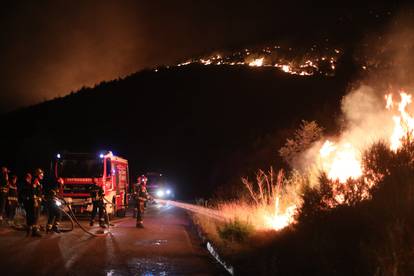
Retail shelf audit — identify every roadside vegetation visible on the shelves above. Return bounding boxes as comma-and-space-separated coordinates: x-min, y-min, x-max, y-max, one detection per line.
191, 121, 414, 275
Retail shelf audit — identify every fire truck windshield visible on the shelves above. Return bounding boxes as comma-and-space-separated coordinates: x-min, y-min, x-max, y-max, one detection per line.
57, 159, 104, 178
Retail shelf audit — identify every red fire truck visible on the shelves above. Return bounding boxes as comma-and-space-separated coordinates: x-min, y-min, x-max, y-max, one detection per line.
53, 151, 129, 216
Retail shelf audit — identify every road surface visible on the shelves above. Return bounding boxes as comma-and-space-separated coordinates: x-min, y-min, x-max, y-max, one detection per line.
0, 202, 226, 275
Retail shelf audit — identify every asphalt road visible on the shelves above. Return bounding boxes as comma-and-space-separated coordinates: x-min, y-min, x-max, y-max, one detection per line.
0, 203, 226, 276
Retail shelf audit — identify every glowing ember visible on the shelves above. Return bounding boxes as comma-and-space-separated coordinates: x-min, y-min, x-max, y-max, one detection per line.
249, 57, 264, 67
281, 65, 291, 73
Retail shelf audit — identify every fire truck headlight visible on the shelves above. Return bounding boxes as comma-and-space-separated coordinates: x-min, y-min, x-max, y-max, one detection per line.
156, 190, 165, 198
56, 153, 61, 159
99, 153, 104, 159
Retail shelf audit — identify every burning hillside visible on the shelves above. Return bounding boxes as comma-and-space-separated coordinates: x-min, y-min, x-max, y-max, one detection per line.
168, 44, 341, 76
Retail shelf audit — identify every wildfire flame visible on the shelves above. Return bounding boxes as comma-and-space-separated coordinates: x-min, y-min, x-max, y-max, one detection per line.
249, 58, 264, 67
388, 92, 414, 151
172, 45, 340, 76
320, 141, 362, 183
320, 91, 414, 183
264, 197, 296, 230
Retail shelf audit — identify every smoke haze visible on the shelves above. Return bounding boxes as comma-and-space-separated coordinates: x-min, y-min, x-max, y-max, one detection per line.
0, 1, 401, 112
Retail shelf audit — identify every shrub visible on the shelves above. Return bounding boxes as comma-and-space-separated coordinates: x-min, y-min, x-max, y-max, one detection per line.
279, 120, 324, 168
217, 218, 254, 243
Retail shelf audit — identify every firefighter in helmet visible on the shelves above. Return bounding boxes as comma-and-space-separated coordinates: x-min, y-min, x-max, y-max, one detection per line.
45, 177, 64, 233
6, 175, 18, 225
22, 169, 43, 237
0, 167, 9, 223
134, 175, 151, 228
89, 183, 106, 228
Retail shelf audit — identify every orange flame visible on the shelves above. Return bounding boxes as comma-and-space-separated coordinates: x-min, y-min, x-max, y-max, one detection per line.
320, 141, 362, 183
249, 58, 264, 67
320, 91, 414, 184
388, 92, 414, 151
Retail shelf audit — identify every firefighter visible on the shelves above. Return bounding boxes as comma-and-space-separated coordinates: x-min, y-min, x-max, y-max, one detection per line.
6, 175, 18, 225
22, 171, 43, 237
45, 177, 64, 233
89, 184, 106, 228
21, 173, 32, 232
0, 167, 9, 223
134, 175, 151, 228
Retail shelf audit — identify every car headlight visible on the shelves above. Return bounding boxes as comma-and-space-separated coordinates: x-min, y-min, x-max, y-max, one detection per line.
156, 190, 165, 197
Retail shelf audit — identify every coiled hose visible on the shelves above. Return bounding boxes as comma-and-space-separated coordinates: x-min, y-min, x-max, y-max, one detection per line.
12, 197, 113, 237
59, 197, 112, 237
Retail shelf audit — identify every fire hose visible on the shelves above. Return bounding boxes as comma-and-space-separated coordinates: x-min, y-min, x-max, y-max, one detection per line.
11, 200, 74, 233
12, 197, 113, 237
55, 197, 112, 237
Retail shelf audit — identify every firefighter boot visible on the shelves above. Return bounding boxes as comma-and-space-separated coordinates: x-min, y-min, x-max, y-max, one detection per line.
52, 223, 61, 233
26, 226, 32, 237
46, 224, 53, 234
99, 218, 106, 228
136, 220, 144, 228
32, 226, 42, 237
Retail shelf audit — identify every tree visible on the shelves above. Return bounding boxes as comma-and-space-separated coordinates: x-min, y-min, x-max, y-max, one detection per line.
279, 120, 323, 168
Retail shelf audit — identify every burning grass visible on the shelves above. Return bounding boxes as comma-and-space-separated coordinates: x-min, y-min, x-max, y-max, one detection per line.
193, 139, 414, 274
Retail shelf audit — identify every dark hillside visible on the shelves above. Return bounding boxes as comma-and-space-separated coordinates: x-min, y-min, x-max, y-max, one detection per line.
0, 65, 350, 197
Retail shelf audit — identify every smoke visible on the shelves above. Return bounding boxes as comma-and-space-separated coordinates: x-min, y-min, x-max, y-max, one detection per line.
358, 8, 414, 91
297, 9, 414, 177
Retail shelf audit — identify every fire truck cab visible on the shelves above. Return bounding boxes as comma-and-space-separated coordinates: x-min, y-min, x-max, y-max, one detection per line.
53, 151, 129, 216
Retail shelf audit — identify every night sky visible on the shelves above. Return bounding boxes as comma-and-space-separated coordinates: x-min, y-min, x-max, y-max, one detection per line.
0, 1, 409, 112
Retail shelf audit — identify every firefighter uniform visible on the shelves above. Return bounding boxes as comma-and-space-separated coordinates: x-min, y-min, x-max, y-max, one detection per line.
89, 185, 105, 227
134, 182, 150, 228
22, 170, 43, 237
6, 176, 18, 224
0, 167, 9, 222
45, 178, 63, 233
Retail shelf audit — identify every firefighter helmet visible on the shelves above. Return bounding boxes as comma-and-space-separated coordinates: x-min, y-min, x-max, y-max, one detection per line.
34, 168, 44, 177
137, 175, 148, 185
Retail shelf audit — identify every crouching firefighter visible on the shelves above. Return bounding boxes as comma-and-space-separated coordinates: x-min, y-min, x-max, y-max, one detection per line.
22, 170, 43, 237
45, 178, 64, 233
89, 184, 106, 228
134, 175, 151, 228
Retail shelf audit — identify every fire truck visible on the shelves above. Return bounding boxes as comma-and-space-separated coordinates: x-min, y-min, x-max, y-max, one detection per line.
53, 151, 129, 216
